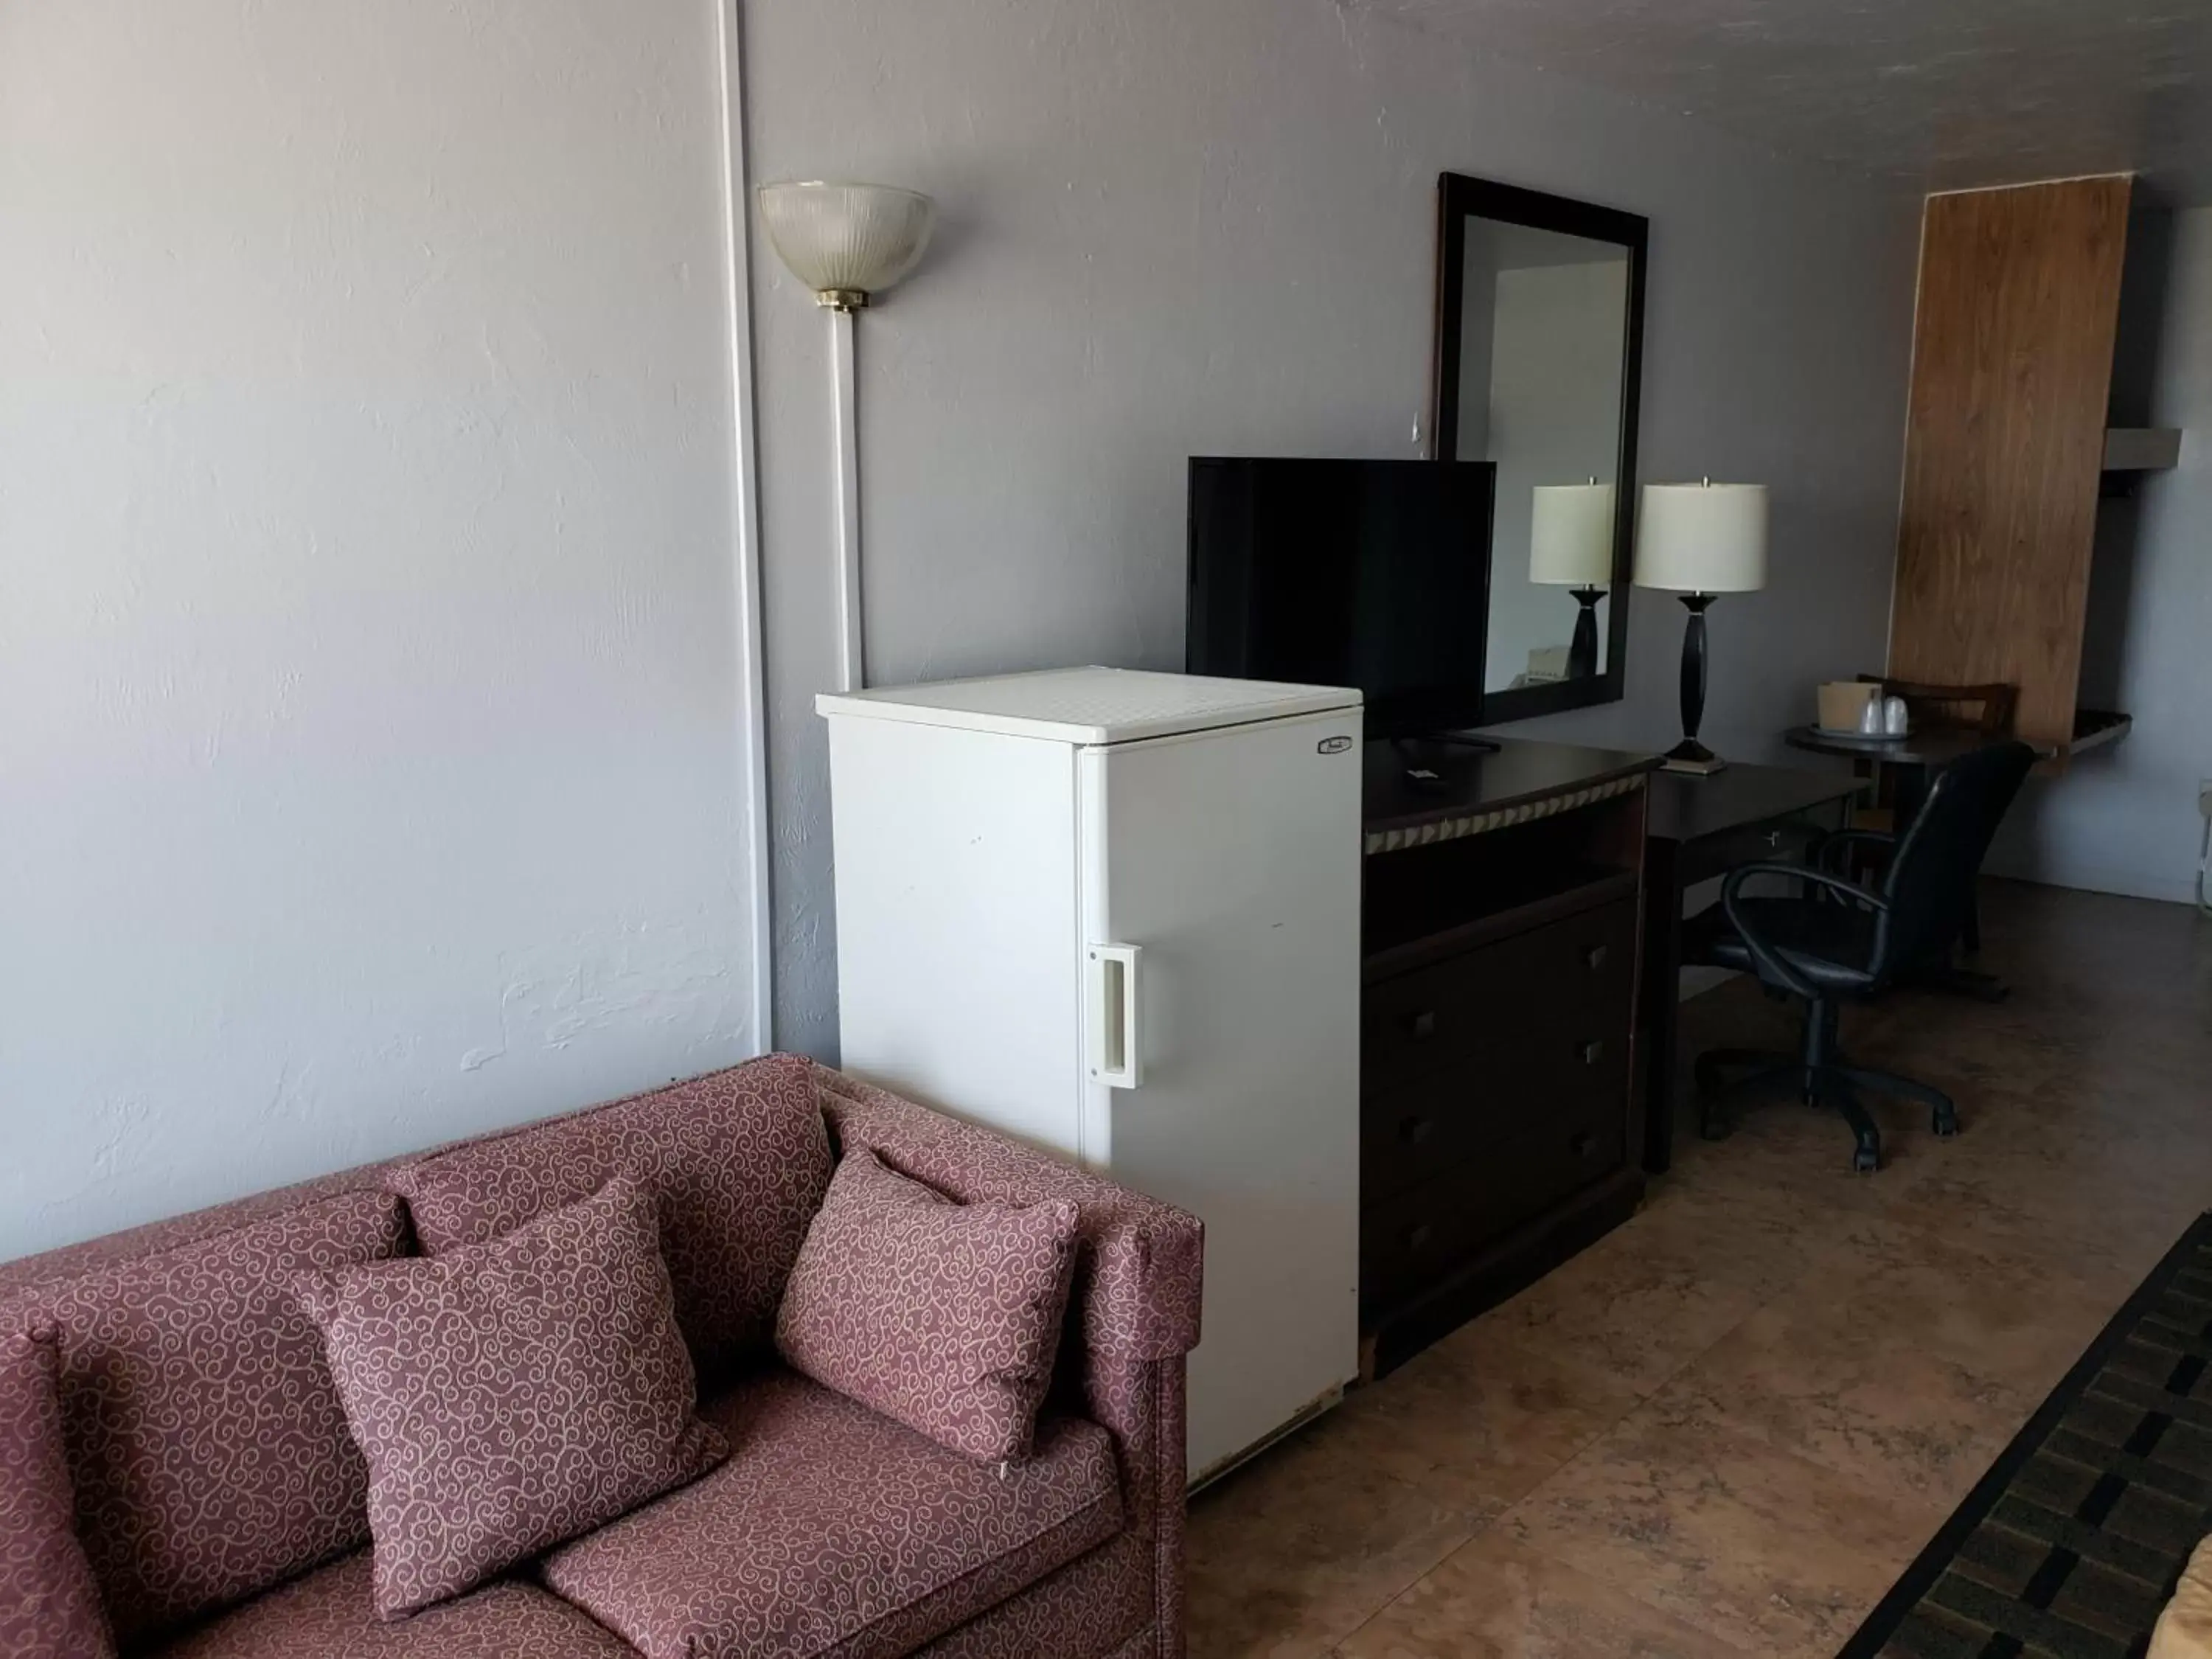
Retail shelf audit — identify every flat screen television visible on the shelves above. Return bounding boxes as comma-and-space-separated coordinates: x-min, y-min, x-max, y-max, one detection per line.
1185, 456, 1497, 740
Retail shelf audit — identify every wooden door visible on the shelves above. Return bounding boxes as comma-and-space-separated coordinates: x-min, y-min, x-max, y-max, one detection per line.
1890, 176, 2131, 751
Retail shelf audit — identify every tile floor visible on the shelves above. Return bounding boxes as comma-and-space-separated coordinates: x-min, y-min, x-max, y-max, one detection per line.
1187, 880, 2212, 1657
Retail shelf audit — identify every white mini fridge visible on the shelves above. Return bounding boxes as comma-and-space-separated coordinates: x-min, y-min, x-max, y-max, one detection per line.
818, 667, 1363, 1484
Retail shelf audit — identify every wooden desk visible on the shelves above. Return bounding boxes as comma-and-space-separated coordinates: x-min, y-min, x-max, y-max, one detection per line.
1639, 762, 1864, 1173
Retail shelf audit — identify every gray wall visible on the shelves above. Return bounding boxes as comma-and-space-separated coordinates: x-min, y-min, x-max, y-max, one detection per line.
1989, 206, 2212, 905
0, 0, 765, 1258
743, 0, 1924, 1055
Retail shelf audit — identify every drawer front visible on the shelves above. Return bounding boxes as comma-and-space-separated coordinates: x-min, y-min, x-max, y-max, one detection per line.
1363, 1026, 1627, 1203
1362, 898, 1637, 1092
1363, 933, 1549, 1091
1361, 898, 1637, 1206
1360, 1061, 1627, 1315
1686, 818, 1829, 886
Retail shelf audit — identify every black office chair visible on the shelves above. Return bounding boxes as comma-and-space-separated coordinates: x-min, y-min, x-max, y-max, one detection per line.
1684, 740, 2037, 1172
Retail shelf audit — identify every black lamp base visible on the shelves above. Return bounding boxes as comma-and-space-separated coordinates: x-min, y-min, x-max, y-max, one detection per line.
1660, 737, 1727, 776
1666, 593, 1727, 775
1565, 587, 1604, 681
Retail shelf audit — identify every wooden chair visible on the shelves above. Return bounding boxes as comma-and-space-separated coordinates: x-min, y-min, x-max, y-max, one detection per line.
1848, 677, 2020, 955
1855, 677, 2019, 738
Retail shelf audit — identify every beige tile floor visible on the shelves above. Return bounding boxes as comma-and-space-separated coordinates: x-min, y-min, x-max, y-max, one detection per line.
1188, 880, 2212, 1658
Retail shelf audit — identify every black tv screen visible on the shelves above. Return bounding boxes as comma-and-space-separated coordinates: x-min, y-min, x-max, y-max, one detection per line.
1185, 457, 1496, 739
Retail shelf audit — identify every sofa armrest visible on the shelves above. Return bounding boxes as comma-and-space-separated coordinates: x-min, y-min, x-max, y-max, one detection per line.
817, 1065, 1198, 1658
813, 1065, 1203, 1363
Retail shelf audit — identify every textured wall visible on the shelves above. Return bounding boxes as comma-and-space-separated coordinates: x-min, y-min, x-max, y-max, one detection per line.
742, 0, 1922, 1056
0, 0, 764, 1257
1989, 207, 2212, 904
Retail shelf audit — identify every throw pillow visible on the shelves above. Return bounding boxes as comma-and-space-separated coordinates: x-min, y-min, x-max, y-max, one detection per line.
293, 1177, 727, 1621
389, 1054, 832, 1380
0, 1327, 114, 1659
776, 1147, 1079, 1463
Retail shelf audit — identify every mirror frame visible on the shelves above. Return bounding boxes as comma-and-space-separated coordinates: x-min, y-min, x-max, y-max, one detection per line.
1432, 172, 1649, 726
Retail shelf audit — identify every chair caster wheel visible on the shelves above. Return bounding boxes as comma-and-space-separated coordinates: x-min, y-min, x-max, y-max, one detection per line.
1852, 1144, 1879, 1175
1933, 1108, 1960, 1138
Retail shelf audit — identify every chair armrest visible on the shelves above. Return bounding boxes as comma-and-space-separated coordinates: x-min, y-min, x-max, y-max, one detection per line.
1816, 827, 1897, 876
1720, 861, 1887, 1000
813, 1065, 1204, 1363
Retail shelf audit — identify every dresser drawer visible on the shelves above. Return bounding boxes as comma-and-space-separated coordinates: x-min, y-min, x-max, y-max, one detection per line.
1363, 898, 1637, 1092
1361, 1066, 1625, 1315
1363, 1026, 1629, 1203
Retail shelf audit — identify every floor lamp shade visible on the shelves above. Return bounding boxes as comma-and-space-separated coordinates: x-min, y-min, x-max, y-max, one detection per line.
1632, 481, 1768, 775
756, 181, 936, 310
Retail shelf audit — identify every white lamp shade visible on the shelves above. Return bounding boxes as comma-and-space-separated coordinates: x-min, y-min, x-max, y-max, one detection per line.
1632, 481, 1769, 593
757, 181, 936, 301
1529, 484, 1617, 586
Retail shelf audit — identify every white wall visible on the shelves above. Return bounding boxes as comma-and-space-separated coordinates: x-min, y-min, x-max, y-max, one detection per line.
1988, 206, 2212, 905
743, 0, 1921, 1054
0, 0, 766, 1258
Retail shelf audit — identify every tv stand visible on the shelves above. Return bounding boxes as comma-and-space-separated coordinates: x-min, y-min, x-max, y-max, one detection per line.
1390, 731, 1503, 757
1387, 731, 1503, 793
1359, 736, 1657, 1377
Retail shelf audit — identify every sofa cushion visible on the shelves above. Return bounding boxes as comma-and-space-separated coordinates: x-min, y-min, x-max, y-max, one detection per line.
540, 1368, 1123, 1659
391, 1054, 831, 1378
294, 1178, 727, 1621
144, 1550, 637, 1659
776, 1147, 1078, 1462
0, 1326, 114, 1659
27, 1190, 410, 1644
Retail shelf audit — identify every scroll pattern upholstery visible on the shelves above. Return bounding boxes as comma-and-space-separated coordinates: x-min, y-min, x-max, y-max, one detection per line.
0, 1060, 1200, 1659
815, 1069, 1203, 1364
0, 1169, 397, 1304
908, 1532, 1152, 1659
776, 1147, 1079, 1462
145, 1551, 637, 1659
293, 1178, 727, 1620
815, 1068, 1203, 1659
0, 1326, 114, 1659
390, 1054, 832, 1380
18, 1190, 410, 1645
540, 1368, 1121, 1659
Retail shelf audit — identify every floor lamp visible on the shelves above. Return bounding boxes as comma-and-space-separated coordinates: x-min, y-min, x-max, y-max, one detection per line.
1633, 480, 1768, 776
757, 181, 936, 693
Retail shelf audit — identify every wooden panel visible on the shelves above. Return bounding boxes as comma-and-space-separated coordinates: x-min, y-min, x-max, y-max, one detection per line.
1890, 176, 2131, 751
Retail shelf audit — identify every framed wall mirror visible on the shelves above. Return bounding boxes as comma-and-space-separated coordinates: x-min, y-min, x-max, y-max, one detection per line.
1433, 173, 1647, 726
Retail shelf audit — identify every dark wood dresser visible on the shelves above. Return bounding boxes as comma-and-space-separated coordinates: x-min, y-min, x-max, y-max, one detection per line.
1360, 737, 1656, 1376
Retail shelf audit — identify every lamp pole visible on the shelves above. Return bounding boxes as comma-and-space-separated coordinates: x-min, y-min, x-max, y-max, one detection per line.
829, 305, 863, 692
754, 181, 936, 698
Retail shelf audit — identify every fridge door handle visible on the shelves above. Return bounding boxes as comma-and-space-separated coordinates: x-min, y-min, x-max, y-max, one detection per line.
1085, 942, 1143, 1090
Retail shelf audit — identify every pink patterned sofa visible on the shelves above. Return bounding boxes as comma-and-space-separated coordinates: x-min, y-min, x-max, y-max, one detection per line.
0, 1059, 1203, 1659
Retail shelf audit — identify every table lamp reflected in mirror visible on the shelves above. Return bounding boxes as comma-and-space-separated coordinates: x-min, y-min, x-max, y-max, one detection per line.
1529, 481, 1617, 681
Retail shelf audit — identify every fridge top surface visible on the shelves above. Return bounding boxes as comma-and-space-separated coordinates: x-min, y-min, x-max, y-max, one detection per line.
816, 667, 1361, 745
